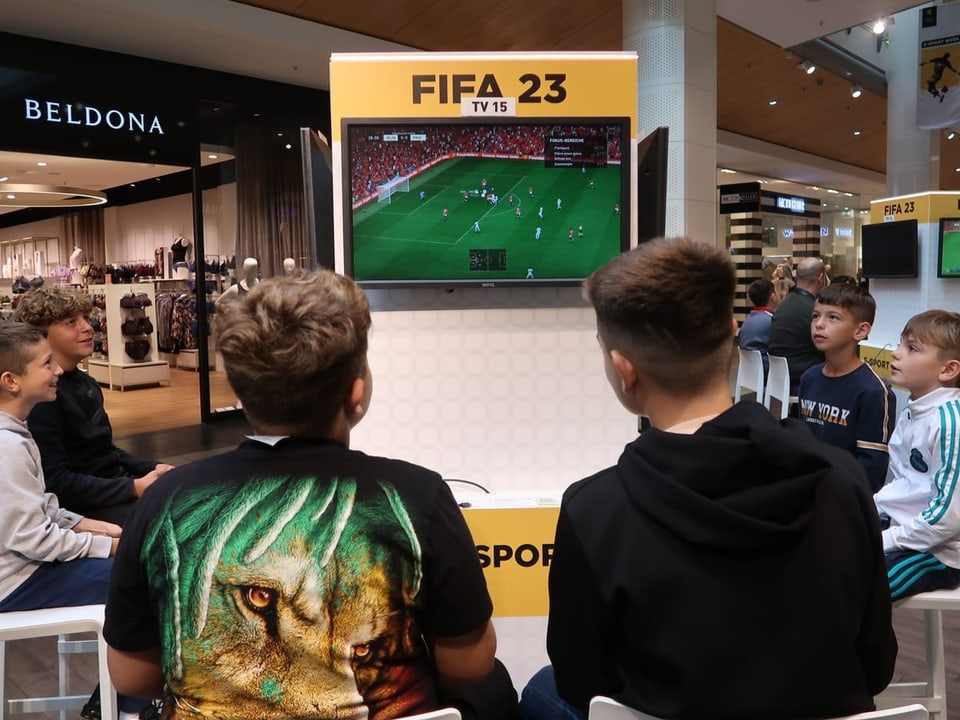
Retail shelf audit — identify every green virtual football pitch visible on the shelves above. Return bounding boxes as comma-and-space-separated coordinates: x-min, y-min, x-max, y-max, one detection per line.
350, 157, 623, 282
941, 227, 960, 276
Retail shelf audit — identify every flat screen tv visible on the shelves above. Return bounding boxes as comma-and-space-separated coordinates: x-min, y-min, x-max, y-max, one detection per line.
341, 117, 631, 288
938, 217, 960, 277
860, 219, 919, 279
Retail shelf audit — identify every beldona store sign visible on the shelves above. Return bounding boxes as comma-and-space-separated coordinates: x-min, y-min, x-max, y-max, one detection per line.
24, 98, 164, 135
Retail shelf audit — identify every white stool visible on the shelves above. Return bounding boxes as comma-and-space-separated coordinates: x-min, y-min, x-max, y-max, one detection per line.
0, 604, 116, 720
876, 587, 960, 720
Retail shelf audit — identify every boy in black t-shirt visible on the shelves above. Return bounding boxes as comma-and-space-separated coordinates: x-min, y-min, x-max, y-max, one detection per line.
104, 270, 512, 720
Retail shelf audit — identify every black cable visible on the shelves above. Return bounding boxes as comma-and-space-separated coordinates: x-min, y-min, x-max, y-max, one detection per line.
444, 478, 491, 494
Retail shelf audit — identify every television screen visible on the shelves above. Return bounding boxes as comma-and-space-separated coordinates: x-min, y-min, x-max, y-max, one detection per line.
636, 127, 668, 243
938, 217, 960, 277
860, 219, 919, 279
342, 117, 630, 288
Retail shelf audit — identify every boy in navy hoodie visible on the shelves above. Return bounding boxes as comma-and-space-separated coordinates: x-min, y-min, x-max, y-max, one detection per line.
520, 238, 896, 720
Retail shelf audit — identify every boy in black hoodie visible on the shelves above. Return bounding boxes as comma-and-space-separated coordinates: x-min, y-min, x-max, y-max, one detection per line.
519, 238, 896, 720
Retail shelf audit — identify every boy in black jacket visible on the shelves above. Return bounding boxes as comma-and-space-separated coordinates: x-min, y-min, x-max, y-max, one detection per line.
14, 287, 172, 525
519, 238, 896, 720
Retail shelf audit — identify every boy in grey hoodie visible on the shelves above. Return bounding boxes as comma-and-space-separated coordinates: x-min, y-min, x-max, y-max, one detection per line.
0, 321, 119, 611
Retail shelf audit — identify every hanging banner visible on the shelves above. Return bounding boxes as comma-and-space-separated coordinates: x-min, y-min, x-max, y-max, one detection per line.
918, 4, 960, 129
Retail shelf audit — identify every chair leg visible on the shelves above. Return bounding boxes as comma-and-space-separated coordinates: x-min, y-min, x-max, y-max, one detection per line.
96, 634, 117, 720
58, 634, 68, 720
1, 639, 7, 720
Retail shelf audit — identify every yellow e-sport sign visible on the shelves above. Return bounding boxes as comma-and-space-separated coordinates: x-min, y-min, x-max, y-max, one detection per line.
461, 506, 561, 617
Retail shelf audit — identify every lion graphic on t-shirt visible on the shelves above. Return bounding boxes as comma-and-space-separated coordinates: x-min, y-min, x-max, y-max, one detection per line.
142, 476, 432, 720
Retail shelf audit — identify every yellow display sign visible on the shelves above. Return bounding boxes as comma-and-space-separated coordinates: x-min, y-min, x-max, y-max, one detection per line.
861, 343, 907, 390
869, 191, 960, 224
329, 52, 638, 140
462, 506, 560, 617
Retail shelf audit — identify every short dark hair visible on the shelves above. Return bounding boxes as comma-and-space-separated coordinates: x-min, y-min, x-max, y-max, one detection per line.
213, 269, 371, 433
814, 283, 876, 324
583, 237, 735, 394
0, 321, 47, 376
747, 279, 774, 307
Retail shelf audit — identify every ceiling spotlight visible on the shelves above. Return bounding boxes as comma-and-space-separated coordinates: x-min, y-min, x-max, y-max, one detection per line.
768, 98, 779, 106
207, 154, 218, 159
720, 168, 737, 174
36, 161, 47, 167
0, 176, 7, 182
798, 59, 816, 75
851, 84, 863, 98
949, 131, 957, 140
853, 129, 862, 136
872, 18, 887, 34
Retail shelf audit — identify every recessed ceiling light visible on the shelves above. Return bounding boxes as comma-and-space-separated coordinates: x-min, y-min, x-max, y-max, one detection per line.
954, 167, 960, 172
720, 168, 737, 174
36, 161, 47, 167
768, 98, 778, 106
949, 131, 957, 140
6, 194, 15, 200
0, 176, 7, 182
129, 183, 136, 187
285, 143, 292, 149
208, 154, 218, 159
827, 189, 840, 194
277, 132, 284, 137
853, 129, 862, 136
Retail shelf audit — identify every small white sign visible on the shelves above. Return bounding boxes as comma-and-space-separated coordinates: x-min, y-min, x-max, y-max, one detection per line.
460, 97, 517, 116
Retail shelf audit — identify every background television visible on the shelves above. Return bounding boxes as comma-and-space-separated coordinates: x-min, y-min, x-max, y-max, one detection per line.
860, 219, 919, 279
636, 126, 668, 243
342, 117, 631, 288
938, 217, 960, 278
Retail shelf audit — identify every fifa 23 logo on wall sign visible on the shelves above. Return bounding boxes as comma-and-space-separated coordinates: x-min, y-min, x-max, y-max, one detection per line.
24, 99, 165, 135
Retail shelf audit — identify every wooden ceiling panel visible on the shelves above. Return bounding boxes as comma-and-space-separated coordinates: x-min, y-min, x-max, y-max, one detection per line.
232, 0, 623, 51
717, 20, 886, 174
232, 1, 887, 178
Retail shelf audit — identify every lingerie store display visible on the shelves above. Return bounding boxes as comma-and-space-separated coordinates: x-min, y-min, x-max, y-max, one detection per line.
84, 284, 170, 391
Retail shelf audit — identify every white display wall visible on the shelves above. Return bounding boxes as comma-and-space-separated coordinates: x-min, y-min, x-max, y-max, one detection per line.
353, 299, 639, 492
104, 183, 237, 265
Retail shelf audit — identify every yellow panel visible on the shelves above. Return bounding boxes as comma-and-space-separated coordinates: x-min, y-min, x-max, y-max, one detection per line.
462, 506, 559, 617
869, 192, 960, 224
861, 343, 905, 390
329, 53, 637, 141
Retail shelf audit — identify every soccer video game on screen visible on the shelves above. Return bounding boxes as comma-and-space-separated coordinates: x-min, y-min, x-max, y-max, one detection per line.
344, 118, 629, 287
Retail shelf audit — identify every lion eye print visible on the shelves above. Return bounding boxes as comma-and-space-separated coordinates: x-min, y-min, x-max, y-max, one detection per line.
243, 586, 277, 613
352, 644, 371, 660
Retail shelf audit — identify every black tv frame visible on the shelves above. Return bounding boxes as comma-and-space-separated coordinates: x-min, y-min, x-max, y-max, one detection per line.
860, 218, 919, 279
938, 217, 960, 278
340, 116, 632, 289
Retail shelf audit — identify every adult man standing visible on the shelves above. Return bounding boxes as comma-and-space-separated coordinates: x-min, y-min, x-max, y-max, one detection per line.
768, 257, 827, 392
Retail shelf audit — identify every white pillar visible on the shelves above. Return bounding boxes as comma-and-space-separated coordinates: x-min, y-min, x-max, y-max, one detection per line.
623, 0, 717, 244
885, 8, 938, 195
